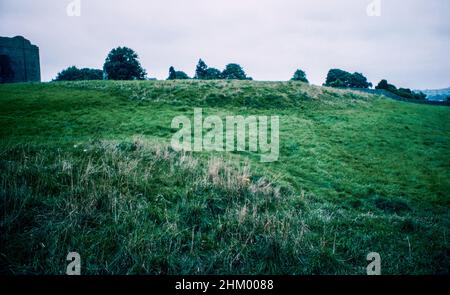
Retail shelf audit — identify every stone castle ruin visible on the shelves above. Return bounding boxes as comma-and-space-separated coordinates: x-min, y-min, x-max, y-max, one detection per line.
0, 36, 41, 83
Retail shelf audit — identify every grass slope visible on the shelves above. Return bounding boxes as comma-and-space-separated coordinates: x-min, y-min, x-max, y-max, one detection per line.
0, 81, 449, 274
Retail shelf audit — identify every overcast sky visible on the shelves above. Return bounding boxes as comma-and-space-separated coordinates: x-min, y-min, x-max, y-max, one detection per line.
0, 0, 449, 89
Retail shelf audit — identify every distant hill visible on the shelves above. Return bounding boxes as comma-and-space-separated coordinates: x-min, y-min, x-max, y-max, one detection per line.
416, 87, 450, 101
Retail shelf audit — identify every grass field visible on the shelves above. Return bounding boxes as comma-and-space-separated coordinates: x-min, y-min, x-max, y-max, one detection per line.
0, 80, 449, 274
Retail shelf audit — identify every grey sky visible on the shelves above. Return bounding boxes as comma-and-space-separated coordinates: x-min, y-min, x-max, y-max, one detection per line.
1, 0, 449, 89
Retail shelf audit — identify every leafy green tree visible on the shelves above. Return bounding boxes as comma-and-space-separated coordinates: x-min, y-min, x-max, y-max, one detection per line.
54, 66, 103, 81
80, 68, 103, 80
375, 79, 396, 91
324, 69, 371, 88
194, 59, 208, 79
103, 47, 146, 80
177, 72, 190, 80
0, 55, 14, 83
168, 66, 177, 80
291, 69, 308, 83
375, 79, 426, 100
397, 88, 414, 98
397, 88, 426, 100
221, 63, 249, 80
414, 91, 427, 100
205, 67, 222, 80
350, 72, 372, 88
324, 69, 351, 87
167, 66, 190, 80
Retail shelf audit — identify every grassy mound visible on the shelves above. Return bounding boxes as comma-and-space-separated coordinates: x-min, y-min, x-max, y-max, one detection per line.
0, 81, 449, 274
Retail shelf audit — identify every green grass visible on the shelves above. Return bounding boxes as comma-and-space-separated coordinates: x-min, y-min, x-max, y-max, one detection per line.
0, 80, 449, 274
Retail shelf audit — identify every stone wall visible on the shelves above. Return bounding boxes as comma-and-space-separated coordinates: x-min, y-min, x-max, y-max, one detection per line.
0, 36, 41, 83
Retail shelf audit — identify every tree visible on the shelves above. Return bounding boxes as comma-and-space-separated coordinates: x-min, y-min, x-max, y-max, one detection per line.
103, 47, 146, 80
375, 79, 396, 91
168, 66, 176, 80
291, 69, 308, 83
398, 88, 414, 99
350, 72, 372, 88
54, 66, 103, 81
167, 66, 190, 80
396, 88, 426, 100
328, 79, 347, 88
221, 63, 249, 80
0, 55, 14, 83
194, 59, 208, 79
375, 79, 426, 100
414, 91, 427, 100
324, 69, 372, 88
205, 67, 222, 79
324, 69, 351, 87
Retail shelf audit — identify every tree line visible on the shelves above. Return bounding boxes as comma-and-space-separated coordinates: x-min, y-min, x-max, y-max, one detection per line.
54, 46, 427, 100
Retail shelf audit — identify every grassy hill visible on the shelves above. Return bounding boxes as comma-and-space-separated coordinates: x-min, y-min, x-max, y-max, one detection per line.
0, 80, 449, 274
